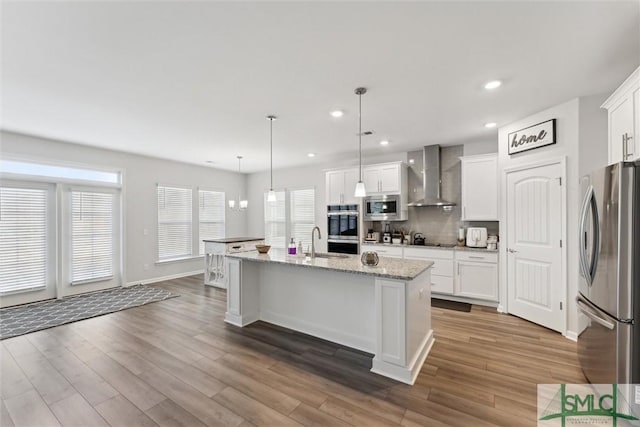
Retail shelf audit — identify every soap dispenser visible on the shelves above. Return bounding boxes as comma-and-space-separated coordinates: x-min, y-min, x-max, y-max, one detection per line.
288, 238, 296, 255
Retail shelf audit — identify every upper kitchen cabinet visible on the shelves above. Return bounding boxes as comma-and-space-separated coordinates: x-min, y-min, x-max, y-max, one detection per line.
602, 66, 640, 164
362, 162, 407, 195
326, 167, 359, 205
460, 153, 498, 221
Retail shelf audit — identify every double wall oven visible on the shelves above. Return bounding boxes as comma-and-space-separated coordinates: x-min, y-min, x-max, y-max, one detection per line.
327, 204, 359, 254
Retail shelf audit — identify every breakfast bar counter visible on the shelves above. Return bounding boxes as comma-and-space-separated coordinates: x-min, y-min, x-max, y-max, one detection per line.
224, 249, 434, 384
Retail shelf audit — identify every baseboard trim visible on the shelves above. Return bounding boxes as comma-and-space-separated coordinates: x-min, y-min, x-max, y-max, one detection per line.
125, 270, 204, 287
564, 330, 579, 342
371, 330, 435, 385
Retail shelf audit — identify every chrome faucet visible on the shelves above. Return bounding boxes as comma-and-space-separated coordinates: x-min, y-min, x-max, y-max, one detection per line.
311, 226, 321, 258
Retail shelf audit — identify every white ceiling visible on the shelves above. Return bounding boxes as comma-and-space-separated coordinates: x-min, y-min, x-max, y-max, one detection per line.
2, 1, 639, 172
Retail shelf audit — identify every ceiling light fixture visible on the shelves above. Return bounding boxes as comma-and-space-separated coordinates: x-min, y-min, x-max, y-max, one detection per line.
354, 87, 367, 198
484, 80, 502, 90
266, 115, 277, 203
380, 140, 389, 146
330, 110, 344, 118
307, 153, 316, 158
484, 122, 497, 128
228, 156, 248, 210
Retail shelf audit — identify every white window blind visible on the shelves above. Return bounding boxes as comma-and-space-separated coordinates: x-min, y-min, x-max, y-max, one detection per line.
264, 191, 286, 248
71, 191, 114, 284
0, 187, 48, 293
158, 186, 192, 260
199, 190, 225, 254
290, 188, 315, 252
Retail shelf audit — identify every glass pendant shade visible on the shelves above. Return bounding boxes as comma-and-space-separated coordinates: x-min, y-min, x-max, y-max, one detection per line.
267, 190, 277, 202
354, 181, 366, 198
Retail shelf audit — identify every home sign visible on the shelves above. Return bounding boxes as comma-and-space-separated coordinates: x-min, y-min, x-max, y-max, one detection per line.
508, 119, 556, 155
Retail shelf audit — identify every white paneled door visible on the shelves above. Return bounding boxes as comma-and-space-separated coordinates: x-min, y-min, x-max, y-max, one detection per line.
506, 162, 564, 333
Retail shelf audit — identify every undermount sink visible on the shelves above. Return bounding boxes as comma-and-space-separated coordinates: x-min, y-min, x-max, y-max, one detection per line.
305, 252, 349, 259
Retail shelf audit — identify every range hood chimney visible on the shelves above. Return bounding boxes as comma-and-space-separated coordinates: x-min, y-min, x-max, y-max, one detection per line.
407, 145, 456, 207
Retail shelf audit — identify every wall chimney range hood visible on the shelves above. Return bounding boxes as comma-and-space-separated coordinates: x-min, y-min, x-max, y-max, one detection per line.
407, 145, 456, 207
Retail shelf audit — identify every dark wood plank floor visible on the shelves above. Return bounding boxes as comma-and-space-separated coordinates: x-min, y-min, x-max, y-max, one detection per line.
1, 275, 586, 426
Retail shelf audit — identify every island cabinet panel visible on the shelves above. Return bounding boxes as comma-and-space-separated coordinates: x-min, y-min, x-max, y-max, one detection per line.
376, 280, 406, 366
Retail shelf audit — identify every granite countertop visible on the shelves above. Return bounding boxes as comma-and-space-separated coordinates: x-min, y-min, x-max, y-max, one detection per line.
226, 248, 433, 281
203, 237, 264, 243
361, 241, 498, 253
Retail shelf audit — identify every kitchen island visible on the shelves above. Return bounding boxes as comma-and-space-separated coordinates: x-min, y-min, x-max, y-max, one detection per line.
224, 249, 434, 384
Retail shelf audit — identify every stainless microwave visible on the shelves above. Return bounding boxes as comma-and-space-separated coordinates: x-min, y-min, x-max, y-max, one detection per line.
363, 195, 407, 221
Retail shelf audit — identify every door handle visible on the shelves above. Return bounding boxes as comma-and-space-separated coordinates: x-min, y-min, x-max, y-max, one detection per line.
578, 186, 593, 283
623, 134, 628, 159
624, 133, 634, 158
576, 300, 615, 330
507, 248, 518, 253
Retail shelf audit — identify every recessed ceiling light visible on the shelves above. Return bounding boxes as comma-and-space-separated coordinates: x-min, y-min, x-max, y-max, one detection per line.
484, 80, 502, 90
307, 153, 316, 158
380, 140, 389, 146
330, 110, 344, 118
484, 122, 497, 128
205, 160, 215, 164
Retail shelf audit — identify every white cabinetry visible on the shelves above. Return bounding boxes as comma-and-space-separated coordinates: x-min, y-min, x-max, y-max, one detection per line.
454, 251, 498, 301
361, 244, 403, 258
362, 162, 406, 195
326, 168, 359, 205
404, 248, 454, 295
460, 154, 498, 221
602, 66, 640, 164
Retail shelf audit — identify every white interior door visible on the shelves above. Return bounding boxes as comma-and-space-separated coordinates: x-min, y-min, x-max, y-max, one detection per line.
506, 162, 564, 333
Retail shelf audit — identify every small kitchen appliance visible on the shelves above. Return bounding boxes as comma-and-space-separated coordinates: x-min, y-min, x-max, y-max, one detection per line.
413, 233, 426, 246
382, 224, 392, 243
466, 227, 488, 248
365, 231, 380, 242
487, 235, 498, 250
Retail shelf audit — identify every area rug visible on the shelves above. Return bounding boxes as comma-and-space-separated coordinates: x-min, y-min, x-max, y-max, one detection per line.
431, 298, 472, 312
0, 285, 178, 340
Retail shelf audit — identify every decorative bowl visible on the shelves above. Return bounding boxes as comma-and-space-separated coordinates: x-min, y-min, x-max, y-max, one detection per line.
255, 245, 271, 254
361, 251, 379, 266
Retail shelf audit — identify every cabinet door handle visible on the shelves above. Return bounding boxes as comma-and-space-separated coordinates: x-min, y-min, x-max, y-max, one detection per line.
624, 133, 634, 158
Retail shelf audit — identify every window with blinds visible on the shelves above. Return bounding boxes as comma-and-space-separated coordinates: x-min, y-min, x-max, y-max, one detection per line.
199, 190, 225, 254
71, 191, 114, 284
290, 188, 315, 252
264, 190, 286, 248
0, 187, 48, 294
158, 186, 192, 260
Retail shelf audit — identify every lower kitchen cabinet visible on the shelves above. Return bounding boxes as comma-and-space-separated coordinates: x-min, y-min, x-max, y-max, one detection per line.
454, 252, 498, 301
404, 247, 454, 295
361, 243, 403, 258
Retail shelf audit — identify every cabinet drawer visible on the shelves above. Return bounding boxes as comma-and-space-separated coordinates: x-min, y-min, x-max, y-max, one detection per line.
431, 275, 453, 295
361, 244, 403, 258
407, 258, 452, 277
455, 251, 497, 263
404, 247, 454, 260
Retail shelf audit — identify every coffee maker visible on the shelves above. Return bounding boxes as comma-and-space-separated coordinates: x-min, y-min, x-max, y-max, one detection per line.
382, 223, 392, 244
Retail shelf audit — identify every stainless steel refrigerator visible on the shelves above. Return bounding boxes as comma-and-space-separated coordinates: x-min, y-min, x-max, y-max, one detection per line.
577, 161, 639, 384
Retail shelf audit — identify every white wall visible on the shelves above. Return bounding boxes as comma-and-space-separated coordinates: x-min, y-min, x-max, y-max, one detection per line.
497, 95, 607, 339
0, 131, 248, 285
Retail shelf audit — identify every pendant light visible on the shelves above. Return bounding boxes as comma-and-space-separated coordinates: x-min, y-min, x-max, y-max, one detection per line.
228, 156, 248, 210
354, 87, 367, 197
266, 115, 277, 202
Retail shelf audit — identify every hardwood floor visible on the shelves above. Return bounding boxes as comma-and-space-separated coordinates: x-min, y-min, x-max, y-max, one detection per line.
1, 275, 586, 426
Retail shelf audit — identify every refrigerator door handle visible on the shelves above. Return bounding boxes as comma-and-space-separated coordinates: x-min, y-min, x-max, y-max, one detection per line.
587, 187, 600, 282
579, 186, 593, 284
576, 299, 616, 330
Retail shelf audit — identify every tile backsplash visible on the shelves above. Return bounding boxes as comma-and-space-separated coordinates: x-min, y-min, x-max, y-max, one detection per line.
365, 145, 499, 244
